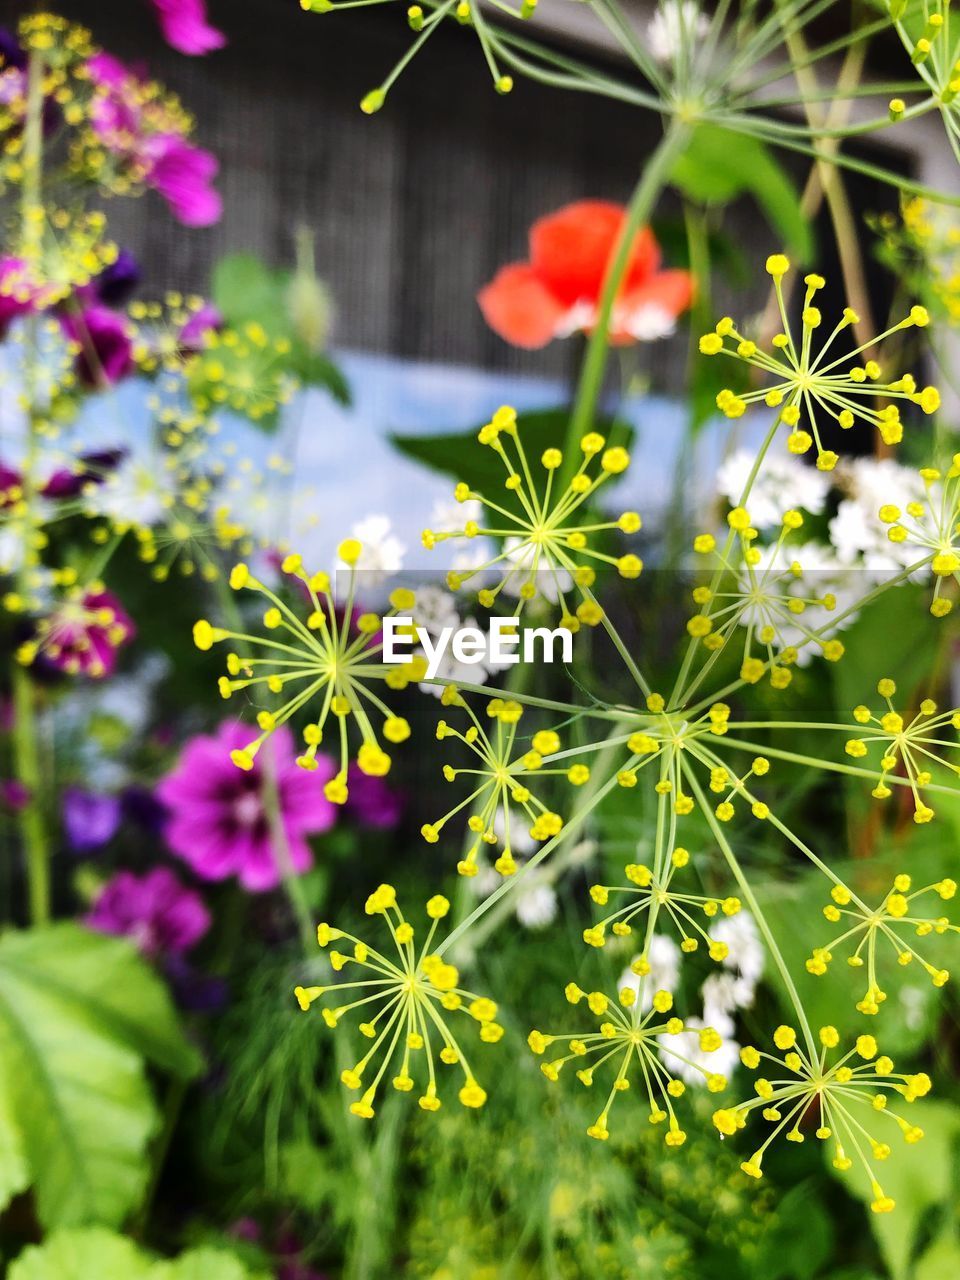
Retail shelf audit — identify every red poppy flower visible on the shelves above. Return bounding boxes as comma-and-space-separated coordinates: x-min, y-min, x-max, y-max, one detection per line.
478, 200, 693, 349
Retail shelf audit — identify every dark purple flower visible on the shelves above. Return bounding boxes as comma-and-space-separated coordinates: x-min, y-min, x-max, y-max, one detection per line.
0, 779, 29, 811
94, 249, 141, 307
149, 0, 226, 56
41, 448, 125, 499
61, 305, 134, 387
88, 865, 210, 956
157, 723, 337, 893
0, 27, 26, 71
122, 785, 168, 836
63, 787, 122, 852
164, 953, 229, 1012
345, 763, 405, 830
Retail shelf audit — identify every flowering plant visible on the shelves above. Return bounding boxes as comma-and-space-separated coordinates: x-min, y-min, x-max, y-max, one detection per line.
4, 3, 960, 1278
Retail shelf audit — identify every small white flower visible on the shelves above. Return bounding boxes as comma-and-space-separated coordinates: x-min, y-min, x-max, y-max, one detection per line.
515, 882, 558, 930
711, 911, 765, 983
658, 1012, 739, 1086
492, 805, 536, 856
829, 457, 924, 580
343, 513, 405, 581
618, 934, 681, 1011
717, 449, 830, 530
412, 583, 460, 636
701, 970, 756, 1021
647, 1, 710, 64
83, 458, 175, 530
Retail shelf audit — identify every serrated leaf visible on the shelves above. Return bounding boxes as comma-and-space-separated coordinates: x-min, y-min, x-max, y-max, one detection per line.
671, 125, 813, 261
0, 924, 202, 1227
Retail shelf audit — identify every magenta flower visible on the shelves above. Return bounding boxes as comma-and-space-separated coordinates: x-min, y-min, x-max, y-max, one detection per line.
0, 256, 46, 335
61, 305, 134, 386
157, 723, 337, 892
86, 54, 221, 228
35, 588, 136, 679
142, 134, 222, 227
345, 763, 405, 830
88, 865, 210, 957
149, 0, 226, 56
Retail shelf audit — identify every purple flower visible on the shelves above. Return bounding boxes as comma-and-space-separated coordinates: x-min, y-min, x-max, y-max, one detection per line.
88, 865, 210, 957
61, 305, 134, 386
157, 723, 337, 893
179, 301, 221, 348
149, 0, 226, 56
41, 448, 125, 500
63, 787, 122, 852
345, 763, 405, 830
93, 249, 140, 307
0, 779, 29, 812
86, 55, 221, 228
143, 134, 222, 228
36, 588, 135, 679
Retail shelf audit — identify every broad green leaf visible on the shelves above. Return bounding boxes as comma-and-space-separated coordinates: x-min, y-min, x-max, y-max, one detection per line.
915, 1233, 960, 1280
391, 409, 633, 494
825, 1099, 960, 1280
753, 1180, 833, 1279
671, 124, 813, 261
9, 1230, 269, 1280
152, 1246, 270, 1280
211, 254, 351, 408
0, 1072, 29, 1212
9, 1227, 151, 1280
0, 924, 202, 1227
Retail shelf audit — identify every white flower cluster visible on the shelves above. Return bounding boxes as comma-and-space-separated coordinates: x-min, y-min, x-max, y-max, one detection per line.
618, 909, 765, 1088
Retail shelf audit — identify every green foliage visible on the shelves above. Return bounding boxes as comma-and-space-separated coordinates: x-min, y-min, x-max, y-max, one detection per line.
826, 1100, 960, 1280
211, 252, 351, 415
391, 409, 634, 494
669, 125, 814, 262
0, 924, 201, 1228
8, 1228, 269, 1280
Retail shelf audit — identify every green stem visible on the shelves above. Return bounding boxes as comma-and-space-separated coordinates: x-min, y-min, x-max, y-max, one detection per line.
559, 119, 690, 483
13, 52, 51, 926
682, 759, 817, 1057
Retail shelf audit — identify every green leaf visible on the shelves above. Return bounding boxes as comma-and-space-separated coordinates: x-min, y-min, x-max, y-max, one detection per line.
211, 253, 350, 406
0, 924, 202, 1228
9, 1227, 152, 1280
754, 1180, 833, 1279
391, 409, 634, 493
152, 1246, 270, 1280
671, 124, 813, 261
825, 1099, 960, 1280
915, 1233, 960, 1280
9, 1230, 270, 1280
0, 1071, 29, 1212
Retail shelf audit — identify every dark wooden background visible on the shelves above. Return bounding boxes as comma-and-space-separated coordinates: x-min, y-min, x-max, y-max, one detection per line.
2, 0, 910, 398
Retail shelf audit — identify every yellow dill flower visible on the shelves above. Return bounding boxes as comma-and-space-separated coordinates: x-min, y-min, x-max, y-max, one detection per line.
129, 293, 216, 378
187, 322, 297, 422
423, 693, 571, 876
687, 507, 842, 684
422, 405, 640, 625
583, 857, 741, 961
295, 887, 499, 1116
699, 260, 936, 466
807, 874, 955, 1013
713, 1026, 931, 1213
880, 458, 960, 615
529, 981, 729, 1143
196, 552, 423, 799
844, 678, 960, 822
0, 207, 119, 308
